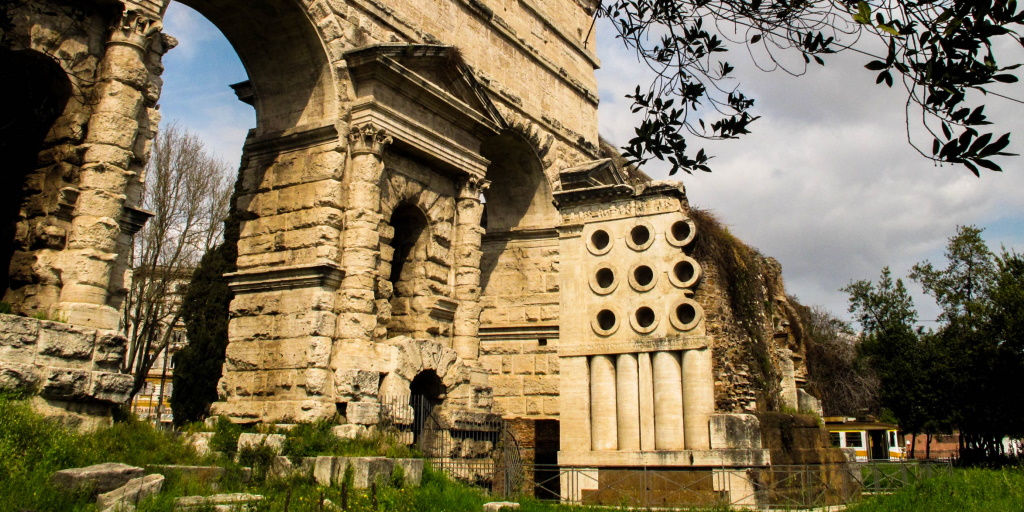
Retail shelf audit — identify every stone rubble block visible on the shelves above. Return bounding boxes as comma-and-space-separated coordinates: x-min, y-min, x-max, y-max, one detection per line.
236, 433, 286, 454
146, 464, 226, 484
183, 432, 214, 456
0, 314, 40, 347
344, 401, 380, 425
330, 423, 366, 440
96, 473, 165, 510
483, 502, 520, 511
52, 462, 145, 495
0, 361, 42, 393
709, 414, 763, 450
174, 493, 264, 511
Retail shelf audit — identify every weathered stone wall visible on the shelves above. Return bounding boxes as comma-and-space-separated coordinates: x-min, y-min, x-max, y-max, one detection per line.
0, 314, 132, 426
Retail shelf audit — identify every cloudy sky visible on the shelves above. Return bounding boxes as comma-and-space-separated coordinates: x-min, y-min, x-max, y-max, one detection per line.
159, 2, 1024, 326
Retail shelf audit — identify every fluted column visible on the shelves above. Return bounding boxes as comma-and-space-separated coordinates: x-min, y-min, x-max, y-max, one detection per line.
56, 9, 163, 328
682, 347, 714, 449
616, 353, 640, 451
335, 124, 390, 347
451, 176, 489, 359
590, 355, 618, 451
652, 351, 684, 450
638, 352, 656, 450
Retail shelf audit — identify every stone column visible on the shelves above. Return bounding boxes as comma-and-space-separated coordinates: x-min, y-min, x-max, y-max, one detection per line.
56, 9, 162, 329
638, 352, 656, 451
682, 347, 714, 450
652, 351, 684, 450
589, 355, 617, 451
334, 124, 390, 349
451, 176, 489, 359
615, 353, 640, 451
559, 356, 591, 453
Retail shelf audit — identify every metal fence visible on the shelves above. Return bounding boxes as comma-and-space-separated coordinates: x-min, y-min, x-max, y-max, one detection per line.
427, 460, 953, 510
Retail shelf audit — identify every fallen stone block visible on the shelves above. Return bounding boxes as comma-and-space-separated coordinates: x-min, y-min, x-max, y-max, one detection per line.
183, 432, 214, 456
146, 464, 226, 484
483, 502, 520, 511
236, 432, 286, 454
96, 474, 165, 510
52, 462, 145, 495
175, 492, 264, 511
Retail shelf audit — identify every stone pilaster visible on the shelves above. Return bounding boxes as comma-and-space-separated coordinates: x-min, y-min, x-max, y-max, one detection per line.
333, 124, 390, 366
451, 176, 489, 360
56, 9, 162, 329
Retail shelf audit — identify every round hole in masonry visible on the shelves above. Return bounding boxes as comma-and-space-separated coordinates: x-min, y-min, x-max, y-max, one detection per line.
630, 225, 651, 246
673, 260, 695, 283
633, 265, 654, 286
591, 229, 610, 250
596, 267, 615, 289
635, 306, 655, 328
670, 220, 692, 243
676, 303, 697, 325
597, 309, 616, 331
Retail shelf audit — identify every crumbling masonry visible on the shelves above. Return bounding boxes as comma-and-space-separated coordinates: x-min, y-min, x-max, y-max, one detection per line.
1, 0, 819, 503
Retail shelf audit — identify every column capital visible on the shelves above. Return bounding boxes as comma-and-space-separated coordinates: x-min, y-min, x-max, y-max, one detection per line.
457, 175, 490, 201
109, 9, 163, 50
347, 123, 393, 157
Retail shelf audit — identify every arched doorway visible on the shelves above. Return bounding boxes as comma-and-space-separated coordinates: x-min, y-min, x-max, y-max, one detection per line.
410, 369, 445, 450
382, 202, 431, 338
0, 48, 71, 299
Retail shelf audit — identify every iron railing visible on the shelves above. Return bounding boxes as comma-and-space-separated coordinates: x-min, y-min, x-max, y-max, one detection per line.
426, 460, 952, 509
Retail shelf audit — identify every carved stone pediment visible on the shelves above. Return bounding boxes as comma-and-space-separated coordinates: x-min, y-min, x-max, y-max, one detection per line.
344, 44, 506, 177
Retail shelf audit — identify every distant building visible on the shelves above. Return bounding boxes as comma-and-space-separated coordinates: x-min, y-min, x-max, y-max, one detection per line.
129, 331, 185, 424
825, 417, 903, 461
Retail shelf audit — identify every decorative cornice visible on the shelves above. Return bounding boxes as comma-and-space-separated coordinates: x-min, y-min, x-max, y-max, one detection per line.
347, 123, 393, 157
226, 263, 344, 293
118, 206, 153, 236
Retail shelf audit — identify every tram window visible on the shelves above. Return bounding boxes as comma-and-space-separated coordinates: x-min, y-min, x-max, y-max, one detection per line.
845, 432, 863, 448
830, 433, 842, 447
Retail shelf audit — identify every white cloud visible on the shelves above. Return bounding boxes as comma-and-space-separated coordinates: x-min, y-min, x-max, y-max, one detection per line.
595, 19, 1024, 325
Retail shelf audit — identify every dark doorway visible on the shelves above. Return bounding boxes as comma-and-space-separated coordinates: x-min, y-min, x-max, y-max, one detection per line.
0, 49, 72, 296
534, 419, 560, 499
409, 370, 444, 450
386, 203, 429, 337
869, 430, 888, 460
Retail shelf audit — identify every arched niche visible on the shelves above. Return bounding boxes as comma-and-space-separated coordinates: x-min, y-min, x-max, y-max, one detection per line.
173, 0, 337, 134
382, 202, 431, 337
479, 132, 558, 233
0, 48, 72, 298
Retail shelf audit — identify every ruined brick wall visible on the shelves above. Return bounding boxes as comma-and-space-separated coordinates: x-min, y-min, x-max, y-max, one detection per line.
689, 209, 808, 414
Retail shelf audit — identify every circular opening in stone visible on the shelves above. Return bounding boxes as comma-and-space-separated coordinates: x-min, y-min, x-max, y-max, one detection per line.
633, 265, 654, 287
635, 307, 655, 328
597, 309, 616, 331
596, 267, 615, 289
591, 230, 610, 250
630, 225, 651, 246
676, 303, 697, 325
673, 260, 695, 283
671, 220, 692, 243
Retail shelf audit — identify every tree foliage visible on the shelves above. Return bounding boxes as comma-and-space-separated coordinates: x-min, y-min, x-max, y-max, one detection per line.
169, 222, 237, 426
121, 124, 231, 405
793, 303, 880, 416
848, 226, 1024, 464
602, 0, 1023, 175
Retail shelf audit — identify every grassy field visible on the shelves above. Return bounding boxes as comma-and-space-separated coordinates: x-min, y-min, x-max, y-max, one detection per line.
846, 466, 1024, 512
3, 395, 1022, 511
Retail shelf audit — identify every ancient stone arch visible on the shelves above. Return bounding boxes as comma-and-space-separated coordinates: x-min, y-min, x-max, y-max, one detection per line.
3, 1, 820, 503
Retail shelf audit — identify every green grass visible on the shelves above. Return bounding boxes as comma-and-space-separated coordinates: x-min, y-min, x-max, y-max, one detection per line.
847, 467, 1024, 512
